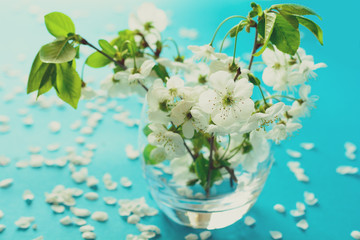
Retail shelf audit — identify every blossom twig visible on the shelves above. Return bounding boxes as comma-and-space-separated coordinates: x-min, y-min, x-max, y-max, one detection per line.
206, 136, 215, 197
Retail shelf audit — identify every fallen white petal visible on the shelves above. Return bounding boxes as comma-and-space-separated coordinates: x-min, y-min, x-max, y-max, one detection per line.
336, 166, 358, 175
0, 224, 6, 233
60, 216, 72, 225
85, 192, 99, 201
49, 121, 61, 133
269, 230, 282, 239
91, 211, 108, 222
185, 233, 199, 240
80, 225, 95, 232
0, 178, 13, 188
0, 156, 10, 166
244, 216, 256, 226
300, 142, 315, 150
51, 205, 65, 214
296, 219, 309, 230
70, 207, 91, 217
286, 149, 302, 158
273, 204, 285, 213
103, 196, 117, 205
127, 214, 140, 224
23, 190, 35, 202
120, 177, 132, 188
82, 231, 96, 239
200, 230, 212, 240
125, 144, 140, 160
351, 230, 360, 240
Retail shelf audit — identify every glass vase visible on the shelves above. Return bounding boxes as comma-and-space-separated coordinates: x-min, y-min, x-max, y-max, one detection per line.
138, 102, 274, 229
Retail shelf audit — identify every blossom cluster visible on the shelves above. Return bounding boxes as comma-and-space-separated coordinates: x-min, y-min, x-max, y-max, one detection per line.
81, 3, 326, 191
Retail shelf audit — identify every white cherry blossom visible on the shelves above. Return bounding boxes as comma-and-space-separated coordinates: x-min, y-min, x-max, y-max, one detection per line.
199, 71, 254, 128
170, 101, 209, 138
148, 123, 185, 159
129, 3, 168, 32
188, 44, 227, 62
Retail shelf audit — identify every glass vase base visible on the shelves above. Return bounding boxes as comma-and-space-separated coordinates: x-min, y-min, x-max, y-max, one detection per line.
153, 193, 256, 229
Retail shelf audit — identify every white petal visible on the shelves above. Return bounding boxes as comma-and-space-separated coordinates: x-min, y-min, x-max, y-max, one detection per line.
182, 121, 195, 139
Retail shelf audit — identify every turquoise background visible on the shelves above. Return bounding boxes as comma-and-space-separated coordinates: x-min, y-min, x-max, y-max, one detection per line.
0, 0, 359, 239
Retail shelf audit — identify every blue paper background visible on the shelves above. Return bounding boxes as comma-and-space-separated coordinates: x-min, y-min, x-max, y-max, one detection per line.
0, 0, 359, 239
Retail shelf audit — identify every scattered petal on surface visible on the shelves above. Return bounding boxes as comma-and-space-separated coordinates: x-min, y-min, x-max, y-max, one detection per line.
269, 230, 282, 239
244, 216, 256, 226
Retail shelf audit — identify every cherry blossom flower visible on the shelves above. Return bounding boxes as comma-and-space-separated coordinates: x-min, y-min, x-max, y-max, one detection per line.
147, 123, 186, 159
188, 44, 227, 62
170, 101, 209, 138
288, 84, 318, 118
199, 71, 254, 128
129, 3, 168, 33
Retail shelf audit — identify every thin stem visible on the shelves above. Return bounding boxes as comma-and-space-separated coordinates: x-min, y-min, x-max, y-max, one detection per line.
265, 95, 297, 101
258, 85, 268, 106
224, 166, 238, 187
232, 23, 242, 65
209, 15, 247, 46
248, 25, 259, 70
206, 136, 215, 197
137, 32, 157, 56
80, 60, 86, 82
219, 135, 231, 161
184, 140, 196, 162
80, 37, 126, 70
296, 52, 302, 64
233, 67, 242, 81
219, 29, 232, 53
80, 37, 149, 92
163, 38, 181, 57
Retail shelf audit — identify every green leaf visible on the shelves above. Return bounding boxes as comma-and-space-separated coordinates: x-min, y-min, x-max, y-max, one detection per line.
279, 13, 299, 29
247, 73, 260, 86
27, 53, 43, 93
229, 20, 247, 38
40, 39, 76, 63
153, 64, 169, 83
98, 39, 116, 57
85, 52, 112, 68
143, 144, 165, 165
270, 14, 300, 55
271, 4, 321, 20
297, 16, 323, 45
55, 62, 82, 109
194, 155, 208, 188
44, 12, 75, 37
27, 52, 57, 97
37, 64, 56, 97
142, 124, 152, 137
253, 12, 276, 57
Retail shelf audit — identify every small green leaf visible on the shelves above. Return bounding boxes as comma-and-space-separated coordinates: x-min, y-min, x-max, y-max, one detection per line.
37, 64, 56, 97
297, 16, 323, 45
195, 155, 208, 188
253, 12, 276, 57
143, 144, 165, 165
271, 4, 321, 20
55, 62, 82, 109
247, 73, 260, 86
40, 39, 76, 63
27, 53, 43, 94
143, 124, 152, 137
85, 52, 111, 68
98, 39, 116, 57
153, 64, 169, 83
270, 14, 300, 55
279, 13, 299, 29
44, 12, 75, 37
229, 20, 247, 37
